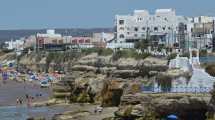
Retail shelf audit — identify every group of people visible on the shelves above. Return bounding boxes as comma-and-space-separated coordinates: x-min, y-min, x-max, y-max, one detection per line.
16, 93, 42, 107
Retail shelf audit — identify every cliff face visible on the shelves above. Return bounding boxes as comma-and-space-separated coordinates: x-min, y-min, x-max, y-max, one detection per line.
52, 53, 166, 105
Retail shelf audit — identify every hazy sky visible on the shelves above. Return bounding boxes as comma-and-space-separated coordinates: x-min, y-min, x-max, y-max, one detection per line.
0, 0, 215, 29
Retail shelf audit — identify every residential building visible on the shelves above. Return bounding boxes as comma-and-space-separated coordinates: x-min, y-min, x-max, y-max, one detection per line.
115, 9, 189, 48
190, 17, 215, 50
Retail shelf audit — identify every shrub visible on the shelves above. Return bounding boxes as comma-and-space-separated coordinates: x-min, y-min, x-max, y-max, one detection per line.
167, 53, 177, 61
98, 48, 113, 56
134, 39, 149, 52
81, 48, 113, 56
76, 92, 91, 103
156, 75, 172, 92
205, 64, 215, 77
200, 49, 207, 57
180, 52, 190, 58
112, 49, 150, 61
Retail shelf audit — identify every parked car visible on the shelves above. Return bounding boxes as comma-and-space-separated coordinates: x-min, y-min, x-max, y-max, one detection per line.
40, 80, 50, 88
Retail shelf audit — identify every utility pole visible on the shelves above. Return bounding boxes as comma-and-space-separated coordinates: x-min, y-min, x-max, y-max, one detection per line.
212, 20, 215, 52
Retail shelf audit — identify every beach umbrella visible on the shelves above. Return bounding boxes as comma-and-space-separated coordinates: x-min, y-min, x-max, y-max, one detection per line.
167, 114, 178, 120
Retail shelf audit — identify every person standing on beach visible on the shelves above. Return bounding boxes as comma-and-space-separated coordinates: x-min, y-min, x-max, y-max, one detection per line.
25, 94, 29, 99
19, 98, 23, 105
16, 98, 20, 105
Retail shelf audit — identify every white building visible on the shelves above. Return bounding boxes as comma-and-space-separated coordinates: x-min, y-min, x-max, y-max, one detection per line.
192, 16, 215, 23
36, 29, 62, 38
92, 32, 114, 43
115, 9, 190, 47
5, 39, 25, 50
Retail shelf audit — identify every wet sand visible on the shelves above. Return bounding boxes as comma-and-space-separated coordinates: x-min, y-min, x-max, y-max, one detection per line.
0, 80, 52, 106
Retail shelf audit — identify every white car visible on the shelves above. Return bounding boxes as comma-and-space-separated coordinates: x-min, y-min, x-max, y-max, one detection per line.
40, 81, 50, 88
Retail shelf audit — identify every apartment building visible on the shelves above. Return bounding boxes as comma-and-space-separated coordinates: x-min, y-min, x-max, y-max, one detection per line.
115, 9, 190, 48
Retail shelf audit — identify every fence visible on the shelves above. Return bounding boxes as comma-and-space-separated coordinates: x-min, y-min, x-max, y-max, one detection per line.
141, 86, 213, 94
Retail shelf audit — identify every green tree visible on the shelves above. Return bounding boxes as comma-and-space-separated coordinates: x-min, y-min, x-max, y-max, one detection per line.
135, 39, 149, 52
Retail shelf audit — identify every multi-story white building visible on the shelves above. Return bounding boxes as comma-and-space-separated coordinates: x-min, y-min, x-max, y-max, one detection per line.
115, 9, 190, 47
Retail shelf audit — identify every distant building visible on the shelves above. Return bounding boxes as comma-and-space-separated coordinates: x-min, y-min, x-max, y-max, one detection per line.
36, 29, 64, 50
23, 35, 36, 49
69, 37, 93, 48
4, 39, 24, 50
115, 9, 190, 48
92, 32, 114, 48
190, 17, 215, 50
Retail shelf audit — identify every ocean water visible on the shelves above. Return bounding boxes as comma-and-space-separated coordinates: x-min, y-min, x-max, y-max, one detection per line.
0, 106, 49, 120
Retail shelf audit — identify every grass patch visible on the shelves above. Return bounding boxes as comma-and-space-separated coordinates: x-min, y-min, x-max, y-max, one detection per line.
81, 48, 113, 56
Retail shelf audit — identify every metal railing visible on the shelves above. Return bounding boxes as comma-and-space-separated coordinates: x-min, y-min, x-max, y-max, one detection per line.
141, 86, 213, 94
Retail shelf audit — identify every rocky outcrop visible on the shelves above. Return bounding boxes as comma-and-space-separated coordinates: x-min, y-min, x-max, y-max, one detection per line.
100, 79, 126, 107
115, 93, 211, 120
52, 110, 91, 120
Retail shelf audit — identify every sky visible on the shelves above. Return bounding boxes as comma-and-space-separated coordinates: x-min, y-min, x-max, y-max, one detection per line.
0, 0, 215, 29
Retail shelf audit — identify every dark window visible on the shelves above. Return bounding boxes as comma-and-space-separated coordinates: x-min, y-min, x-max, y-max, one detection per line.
154, 27, 158, 31
119, 20, 124, 25
85, 39, 90, 43
142, 27, 146, 31
119, 34, 125, 38
134, 27, 138, 32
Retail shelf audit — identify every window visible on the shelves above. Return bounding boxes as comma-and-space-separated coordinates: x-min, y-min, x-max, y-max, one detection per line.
79, 39, 84, 43
52, 39, 57, 44
137, 17, 143, 21
72, 39, 77, 44
147, 27, 150, 31
127, 32, 130, 35
59, 40, 63, 44
85, 39, 90, 43
184, 25, 187, 30
134, 34, 138, 37
168, 27, 171, 30
142, 27, 146, 31
154, 27, 158, 31
134, 27, 138, 32
164, 18, 168, 21
119, 34, 125, 38
162, 27, 166, 31
119, 27, 124, 30
119, 20, 124, 25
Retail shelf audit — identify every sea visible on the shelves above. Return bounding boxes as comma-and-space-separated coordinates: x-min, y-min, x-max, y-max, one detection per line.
0, 106, 53, 120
